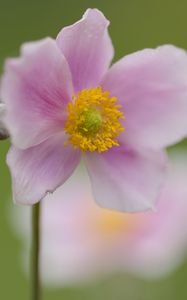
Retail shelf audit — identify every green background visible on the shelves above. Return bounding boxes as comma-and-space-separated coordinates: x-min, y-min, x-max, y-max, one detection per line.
1, 0, 187, 299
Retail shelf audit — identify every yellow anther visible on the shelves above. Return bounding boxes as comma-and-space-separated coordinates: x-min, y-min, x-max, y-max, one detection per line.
64, 87, 125, 153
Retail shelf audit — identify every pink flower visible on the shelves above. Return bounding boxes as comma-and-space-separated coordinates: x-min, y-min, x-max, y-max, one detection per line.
12, 151, 187, 284
2, 8, 187, 211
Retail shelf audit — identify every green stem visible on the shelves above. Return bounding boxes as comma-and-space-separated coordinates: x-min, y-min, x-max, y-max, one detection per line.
31, 202, 41, 300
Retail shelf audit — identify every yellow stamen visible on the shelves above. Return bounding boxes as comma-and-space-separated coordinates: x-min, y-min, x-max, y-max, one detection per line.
95, 208, 143, 235
64, 87, 125, 153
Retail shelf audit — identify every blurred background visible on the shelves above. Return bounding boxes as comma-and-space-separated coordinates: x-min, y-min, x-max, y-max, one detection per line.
1, 0, 187, 299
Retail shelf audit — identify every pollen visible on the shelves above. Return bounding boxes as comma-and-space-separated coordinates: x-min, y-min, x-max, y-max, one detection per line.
64, 87, 125, 153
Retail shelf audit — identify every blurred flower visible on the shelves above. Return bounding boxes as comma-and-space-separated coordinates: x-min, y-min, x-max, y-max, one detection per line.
2, 9, 187, 211
11, 151, 187, 285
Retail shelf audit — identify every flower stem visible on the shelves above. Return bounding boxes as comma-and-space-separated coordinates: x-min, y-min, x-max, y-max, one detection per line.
31, 202, 41, 300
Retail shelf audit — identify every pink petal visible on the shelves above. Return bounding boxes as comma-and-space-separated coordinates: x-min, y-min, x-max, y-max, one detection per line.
7, 133, 80, 205
84, 145, 167, 212
56, 9, 114, 92
102, 45, 187, 149
120, 151, 187, 278
1, 38, 73, 149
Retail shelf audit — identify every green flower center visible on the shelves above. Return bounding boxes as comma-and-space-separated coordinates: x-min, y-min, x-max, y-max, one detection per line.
78, 108, 102, 135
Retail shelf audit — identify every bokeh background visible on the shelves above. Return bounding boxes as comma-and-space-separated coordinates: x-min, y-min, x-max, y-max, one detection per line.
1, 0, 187, 299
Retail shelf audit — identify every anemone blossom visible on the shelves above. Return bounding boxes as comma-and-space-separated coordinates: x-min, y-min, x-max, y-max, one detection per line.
2, 9, 187, 211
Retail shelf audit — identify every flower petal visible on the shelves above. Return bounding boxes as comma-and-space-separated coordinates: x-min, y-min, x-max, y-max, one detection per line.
102, 45, 187, 149
84, 145, 167, 212
7, 133, 80, 205
56, 9, 114, 92
120, 150, 187, 278
1, 38, 73, 149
